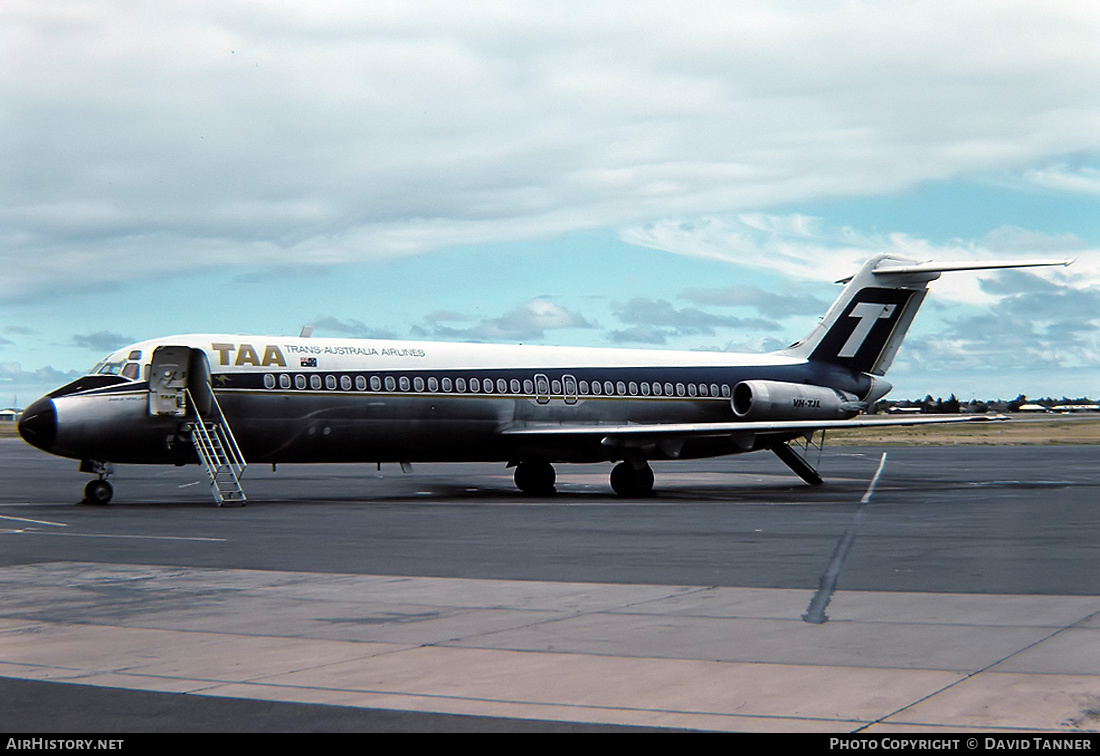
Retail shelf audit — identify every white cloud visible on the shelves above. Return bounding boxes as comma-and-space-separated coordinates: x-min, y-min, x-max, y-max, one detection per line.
412, 299, 592, 342
310, 318, 395, 340
1024, 165, 1100, 195
5, 1, 1100, 301
620, 213, 1099, 308
70, 331, 136, 353
608, 297, 778, 344
0, 362, 82, 405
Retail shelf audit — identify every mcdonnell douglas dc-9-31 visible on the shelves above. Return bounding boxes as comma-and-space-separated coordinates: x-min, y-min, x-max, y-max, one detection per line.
18, 254, 1071, 505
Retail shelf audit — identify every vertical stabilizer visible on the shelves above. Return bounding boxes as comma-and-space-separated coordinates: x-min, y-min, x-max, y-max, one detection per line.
782, 255, 1072, 376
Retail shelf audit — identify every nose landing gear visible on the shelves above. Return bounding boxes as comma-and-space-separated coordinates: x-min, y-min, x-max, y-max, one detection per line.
79, 460, 115, 505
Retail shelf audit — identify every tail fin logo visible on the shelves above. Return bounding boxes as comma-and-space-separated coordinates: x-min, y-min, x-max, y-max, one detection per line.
838, 302, 897, 358
810, 287, 915, 373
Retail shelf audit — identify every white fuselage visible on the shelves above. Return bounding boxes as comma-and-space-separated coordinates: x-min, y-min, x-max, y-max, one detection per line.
25, 334, 871, 466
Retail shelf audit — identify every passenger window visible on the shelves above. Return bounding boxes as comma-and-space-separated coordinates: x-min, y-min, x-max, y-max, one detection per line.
264, 374, 276, 389
534, 374, 550, 403
355, 375, 367, 391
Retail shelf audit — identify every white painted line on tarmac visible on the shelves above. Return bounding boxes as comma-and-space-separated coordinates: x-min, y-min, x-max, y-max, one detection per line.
1, 529, 226, 542
861, 452, 889, 504
0, 514, 68, 527
803, 452, 888, 624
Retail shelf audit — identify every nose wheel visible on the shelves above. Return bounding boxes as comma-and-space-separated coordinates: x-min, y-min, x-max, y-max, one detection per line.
79, 460, 115, 505
83, 479, 114, 505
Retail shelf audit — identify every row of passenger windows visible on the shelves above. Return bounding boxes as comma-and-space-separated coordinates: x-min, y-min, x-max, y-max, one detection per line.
260, 373, 733, 399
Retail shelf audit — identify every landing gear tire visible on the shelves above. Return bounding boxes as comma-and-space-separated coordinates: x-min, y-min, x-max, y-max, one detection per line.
83, 479, 113, 505
610, 462, 654, 497
514, 461, 556, 496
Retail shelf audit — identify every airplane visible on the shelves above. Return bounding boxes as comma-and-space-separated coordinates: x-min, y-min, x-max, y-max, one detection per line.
17, 254, 1072, 505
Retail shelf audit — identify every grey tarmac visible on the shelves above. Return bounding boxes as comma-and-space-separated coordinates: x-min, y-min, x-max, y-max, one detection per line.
1, 439, 1099, 732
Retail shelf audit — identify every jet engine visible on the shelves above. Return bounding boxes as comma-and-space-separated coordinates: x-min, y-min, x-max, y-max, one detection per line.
731, 380, 864, 421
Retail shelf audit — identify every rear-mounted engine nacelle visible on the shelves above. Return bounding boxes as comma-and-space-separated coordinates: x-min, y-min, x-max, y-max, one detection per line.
731, 380, 863, 421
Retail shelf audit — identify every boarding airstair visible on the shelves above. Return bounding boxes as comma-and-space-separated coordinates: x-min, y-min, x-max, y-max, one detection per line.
149, 346, 247, 506
186, 388, 248, 506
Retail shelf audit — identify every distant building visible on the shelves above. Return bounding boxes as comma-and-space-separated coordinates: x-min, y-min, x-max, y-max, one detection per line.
1017, 403, 1050, 413
1052, 404, 1100, 413
0, 408, 21, 423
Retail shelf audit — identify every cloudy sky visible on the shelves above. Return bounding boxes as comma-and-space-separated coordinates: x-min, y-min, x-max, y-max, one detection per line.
4, 0, 1100, 406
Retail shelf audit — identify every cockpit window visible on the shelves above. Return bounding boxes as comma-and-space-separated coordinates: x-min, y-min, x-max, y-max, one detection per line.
90, 356, 143, 381
96, 361, 126, 376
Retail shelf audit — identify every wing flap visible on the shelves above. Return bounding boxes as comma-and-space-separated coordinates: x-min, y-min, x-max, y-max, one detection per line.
502, 414, 1007, 439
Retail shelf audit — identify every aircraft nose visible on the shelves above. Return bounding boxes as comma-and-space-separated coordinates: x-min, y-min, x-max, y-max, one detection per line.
18, 397, 57, 453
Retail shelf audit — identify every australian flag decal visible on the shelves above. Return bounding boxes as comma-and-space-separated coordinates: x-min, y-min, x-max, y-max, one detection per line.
300, 357, 317, 368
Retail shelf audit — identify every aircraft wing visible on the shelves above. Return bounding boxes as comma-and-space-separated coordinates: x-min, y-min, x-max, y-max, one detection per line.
502, 413, 1007, 439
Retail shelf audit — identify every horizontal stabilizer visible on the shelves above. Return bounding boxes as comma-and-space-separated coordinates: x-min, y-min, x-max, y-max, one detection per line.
836, 257, 1073, 283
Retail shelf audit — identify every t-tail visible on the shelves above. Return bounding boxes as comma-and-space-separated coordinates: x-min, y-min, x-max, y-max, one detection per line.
781, 254, 1074, 376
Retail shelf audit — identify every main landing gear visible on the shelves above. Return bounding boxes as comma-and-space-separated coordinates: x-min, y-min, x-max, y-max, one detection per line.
513, 460, 655, 497
79, 460, 115, 504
